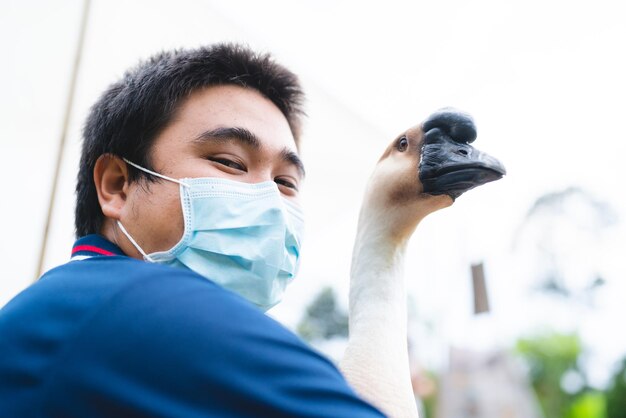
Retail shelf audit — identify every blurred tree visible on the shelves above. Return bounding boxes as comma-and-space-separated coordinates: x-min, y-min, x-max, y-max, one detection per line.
514, 186, 617, 303
512, 187, 620, 417
605, 358, 626, 418
515, 332, 583, 418
565, 392, 606, 418
297, 286, 349, 342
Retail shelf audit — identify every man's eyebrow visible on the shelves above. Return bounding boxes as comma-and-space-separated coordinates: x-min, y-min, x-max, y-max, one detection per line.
281, 148, 306, 179
193, 126, 306, 179
193, 127, 261, 149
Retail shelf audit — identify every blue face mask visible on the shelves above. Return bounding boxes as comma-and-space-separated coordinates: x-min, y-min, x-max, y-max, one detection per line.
117, 159, 305, 311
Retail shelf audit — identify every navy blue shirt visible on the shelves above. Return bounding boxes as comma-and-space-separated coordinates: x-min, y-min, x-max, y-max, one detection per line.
0, 235, 384, 417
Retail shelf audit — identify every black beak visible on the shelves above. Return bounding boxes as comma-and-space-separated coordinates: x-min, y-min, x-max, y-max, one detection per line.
419, 109, 506, 199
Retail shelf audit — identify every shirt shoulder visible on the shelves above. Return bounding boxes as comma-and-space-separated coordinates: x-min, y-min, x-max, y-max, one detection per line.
32, 257, 384, 417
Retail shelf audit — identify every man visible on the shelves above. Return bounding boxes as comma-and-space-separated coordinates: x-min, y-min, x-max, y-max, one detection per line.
0, 44, 385, 417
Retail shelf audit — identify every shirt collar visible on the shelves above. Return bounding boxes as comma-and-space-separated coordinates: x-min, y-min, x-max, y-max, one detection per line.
71, 234, 126, 261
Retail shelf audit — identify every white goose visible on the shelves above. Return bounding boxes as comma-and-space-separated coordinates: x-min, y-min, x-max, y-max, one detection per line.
339, 109, 506, 417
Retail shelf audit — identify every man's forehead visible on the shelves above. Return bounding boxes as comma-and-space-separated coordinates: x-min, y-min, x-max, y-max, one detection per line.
155, 85, 296, 147
181, 85, 297, 143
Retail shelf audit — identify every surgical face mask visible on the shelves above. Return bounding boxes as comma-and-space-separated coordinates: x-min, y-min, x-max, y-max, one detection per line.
117, 159, 305, 311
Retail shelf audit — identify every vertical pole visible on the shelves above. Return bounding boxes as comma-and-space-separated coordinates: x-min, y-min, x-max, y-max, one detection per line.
35, 0, 91, 280
471, 262, 490, 314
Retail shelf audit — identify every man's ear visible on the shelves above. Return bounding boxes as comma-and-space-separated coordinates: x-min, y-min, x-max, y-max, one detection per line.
93, 154, 129, 220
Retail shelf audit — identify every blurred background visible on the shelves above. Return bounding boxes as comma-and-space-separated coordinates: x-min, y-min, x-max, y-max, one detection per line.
1, 1, 625, 416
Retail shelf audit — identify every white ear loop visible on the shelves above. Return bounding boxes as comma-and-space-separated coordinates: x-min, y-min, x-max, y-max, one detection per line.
123, 158, 189, 187
116, 220, 155, 262
117, 158, 189, 263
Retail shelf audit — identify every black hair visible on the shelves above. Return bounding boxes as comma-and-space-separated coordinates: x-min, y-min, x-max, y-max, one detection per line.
75, 43, 305, 238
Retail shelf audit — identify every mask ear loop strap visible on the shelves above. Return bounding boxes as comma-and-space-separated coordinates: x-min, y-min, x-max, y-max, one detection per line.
118, 158, 189, 262
117, 220, 155, 262
122, 158, 190, 187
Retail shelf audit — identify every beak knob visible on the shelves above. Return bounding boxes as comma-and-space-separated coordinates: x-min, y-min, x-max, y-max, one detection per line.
422, 108, 477, 144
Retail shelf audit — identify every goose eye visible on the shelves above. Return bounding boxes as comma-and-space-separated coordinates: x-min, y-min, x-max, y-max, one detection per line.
396, 136, 408, 152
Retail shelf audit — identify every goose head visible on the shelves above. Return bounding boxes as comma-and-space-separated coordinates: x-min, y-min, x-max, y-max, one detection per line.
361, 108, 506, 243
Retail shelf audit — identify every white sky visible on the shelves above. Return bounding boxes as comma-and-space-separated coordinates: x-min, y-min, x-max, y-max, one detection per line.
1, 0, 625, 387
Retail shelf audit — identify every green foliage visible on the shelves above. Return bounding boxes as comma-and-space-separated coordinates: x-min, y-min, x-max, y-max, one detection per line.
606, 358, 626, 418
565, 392, 606, 418
421, 372, 438, 418
297, 287, 348, 342
514, 348, 626, 418
515, 332, 583, 418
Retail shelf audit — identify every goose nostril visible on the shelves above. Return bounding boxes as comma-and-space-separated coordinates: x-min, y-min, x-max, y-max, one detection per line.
458, 149, 468, 156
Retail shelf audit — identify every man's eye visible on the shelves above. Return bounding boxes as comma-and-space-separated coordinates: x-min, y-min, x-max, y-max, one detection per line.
275, 177, 298, 191
208, 157, 246, 171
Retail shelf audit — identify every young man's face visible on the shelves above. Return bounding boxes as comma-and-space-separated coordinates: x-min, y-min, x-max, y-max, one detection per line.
108, 84, 304, 257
